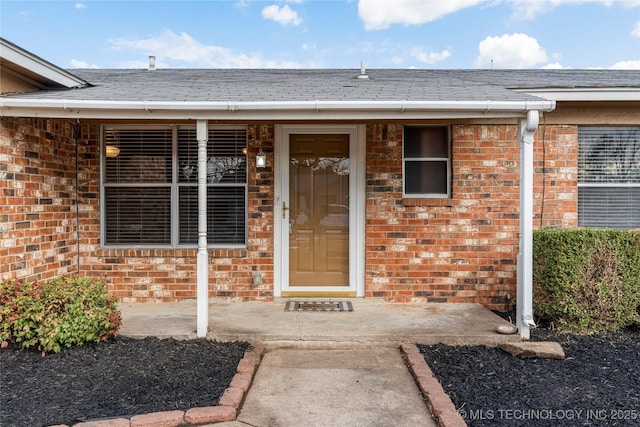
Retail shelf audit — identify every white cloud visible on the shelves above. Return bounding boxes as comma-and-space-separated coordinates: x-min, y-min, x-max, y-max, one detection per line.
632, 21, 640, 36
235, 0, 250, 9
411, 47, 451, 64
610, 59, 640, 69
357, 0, 640, 31
262, 4, 303, 26
109, 29, 301, 68
542, 62, 570, 69
475, 33, 548, 69
511, 0, 640, 20
74, 2, 87, 10
358, 0, 483, 30
70, 59, 99, 68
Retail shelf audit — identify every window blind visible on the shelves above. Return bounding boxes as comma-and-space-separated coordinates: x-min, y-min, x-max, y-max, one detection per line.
104, 128, 172, 184
177, 128, 247, 184
104, 187, 171, 244
177, 128, 247, 245
178, 187, 246, 245
102, 126, 247, 247
578, 127, 640, 229
103, 128, 172, 245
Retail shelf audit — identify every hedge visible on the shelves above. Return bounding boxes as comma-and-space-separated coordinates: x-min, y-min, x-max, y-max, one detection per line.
533, 228, 640, 334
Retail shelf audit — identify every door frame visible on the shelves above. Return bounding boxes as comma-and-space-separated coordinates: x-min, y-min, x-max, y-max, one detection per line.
274, 124, 366, 297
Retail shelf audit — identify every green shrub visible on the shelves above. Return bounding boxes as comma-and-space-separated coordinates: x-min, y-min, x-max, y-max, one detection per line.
0, 276, 121, 353
533, 228, 640, 334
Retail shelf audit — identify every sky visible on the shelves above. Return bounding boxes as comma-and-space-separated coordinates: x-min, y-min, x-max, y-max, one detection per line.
1, 0, 639, 70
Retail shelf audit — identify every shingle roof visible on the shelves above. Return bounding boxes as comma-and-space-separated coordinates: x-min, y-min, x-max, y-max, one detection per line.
452, 69, 640, 90
5, 69, 638, 104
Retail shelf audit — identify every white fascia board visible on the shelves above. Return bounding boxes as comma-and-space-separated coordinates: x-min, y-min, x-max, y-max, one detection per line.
0, 99, 556, 120
0, 39, 88, 89
518, 88, 640, 102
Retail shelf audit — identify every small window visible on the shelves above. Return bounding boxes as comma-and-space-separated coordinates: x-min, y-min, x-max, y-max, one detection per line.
578, 126, 640, 229
403, 126, 451, 197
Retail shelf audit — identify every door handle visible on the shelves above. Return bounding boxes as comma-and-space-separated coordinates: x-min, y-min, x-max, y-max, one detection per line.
282, 201, 289, 219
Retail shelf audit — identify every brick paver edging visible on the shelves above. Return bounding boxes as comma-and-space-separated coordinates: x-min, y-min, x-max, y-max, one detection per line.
48, 343, 265, 427
400, 343, 467, 427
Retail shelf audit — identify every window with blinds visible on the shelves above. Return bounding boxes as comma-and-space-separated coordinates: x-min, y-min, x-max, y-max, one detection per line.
102, 126, 247, 247
177, 128, 247, 245
578, 126, 640, 229
403, 126, 451, 197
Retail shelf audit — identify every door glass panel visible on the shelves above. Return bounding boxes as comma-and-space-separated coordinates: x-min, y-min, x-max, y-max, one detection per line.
289, 134, 349, 286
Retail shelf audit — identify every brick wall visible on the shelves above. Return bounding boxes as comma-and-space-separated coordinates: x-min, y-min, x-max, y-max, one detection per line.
2, 118, 577, 308
533, 124, 578, 228
365, 123, 577, 309
0, 117, 79, 281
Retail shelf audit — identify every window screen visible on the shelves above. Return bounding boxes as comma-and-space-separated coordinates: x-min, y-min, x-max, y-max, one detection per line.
403, 126, 450, 197
578, 127, 640, 229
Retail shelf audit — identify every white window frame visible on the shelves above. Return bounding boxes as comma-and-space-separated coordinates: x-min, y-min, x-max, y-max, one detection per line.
100, 124, 248, 249
402, 125, 451, 198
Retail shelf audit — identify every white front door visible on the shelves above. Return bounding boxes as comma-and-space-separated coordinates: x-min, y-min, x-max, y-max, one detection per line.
274, 125, 365, 297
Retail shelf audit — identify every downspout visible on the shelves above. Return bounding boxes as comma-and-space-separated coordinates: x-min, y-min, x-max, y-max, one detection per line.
73, 121, 81, 274
196, 120, 209, 337
517, 110, 539, 339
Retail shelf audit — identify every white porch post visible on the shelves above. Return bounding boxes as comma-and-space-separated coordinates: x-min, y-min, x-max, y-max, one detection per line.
196, 120, 209, 337
517, 110, 539, 339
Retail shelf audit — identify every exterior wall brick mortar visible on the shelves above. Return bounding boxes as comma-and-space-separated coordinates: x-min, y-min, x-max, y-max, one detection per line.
1, 117, 79, 281
364, 123, 576, 309
1, 119, 577, 308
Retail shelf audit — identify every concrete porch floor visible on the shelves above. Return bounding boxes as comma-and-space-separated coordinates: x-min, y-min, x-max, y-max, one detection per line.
119, 299, 521, 348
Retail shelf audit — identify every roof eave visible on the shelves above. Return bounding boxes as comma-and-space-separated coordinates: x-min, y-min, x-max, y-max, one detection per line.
0, 99, 556, 120
0, 38, 89, 89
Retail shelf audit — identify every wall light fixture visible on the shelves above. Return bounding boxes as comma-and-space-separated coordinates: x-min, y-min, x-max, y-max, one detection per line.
256, 148, 266, 168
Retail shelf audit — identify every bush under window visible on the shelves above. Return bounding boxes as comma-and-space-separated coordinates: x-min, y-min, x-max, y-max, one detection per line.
533, 228, 640, 334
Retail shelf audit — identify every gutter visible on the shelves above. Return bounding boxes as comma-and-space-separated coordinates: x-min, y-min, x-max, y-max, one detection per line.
516, 88, 640, 102
0, 99, 556, 120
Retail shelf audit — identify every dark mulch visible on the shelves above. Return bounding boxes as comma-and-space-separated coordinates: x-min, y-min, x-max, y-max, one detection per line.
419, 326, 640, 427
0, 337, 249, 427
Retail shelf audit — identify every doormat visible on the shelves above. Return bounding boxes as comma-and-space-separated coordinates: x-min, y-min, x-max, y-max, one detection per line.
284, 301, 354, 312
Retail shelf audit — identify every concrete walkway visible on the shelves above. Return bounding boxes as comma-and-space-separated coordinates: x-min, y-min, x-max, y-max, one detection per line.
116, 299, 516, 427
119, 298, 519, 348
217, 348, 438, 427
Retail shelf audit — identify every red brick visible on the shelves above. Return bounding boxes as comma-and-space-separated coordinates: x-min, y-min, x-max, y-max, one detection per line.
73, 419, 130, 427
129, 410, 184, 427
218, 387, 245, 409
184, 406, 236, 424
